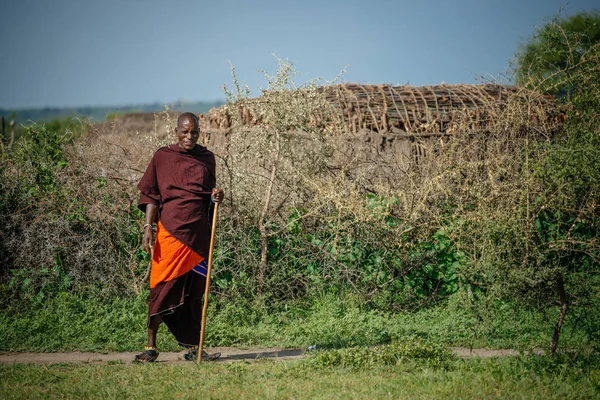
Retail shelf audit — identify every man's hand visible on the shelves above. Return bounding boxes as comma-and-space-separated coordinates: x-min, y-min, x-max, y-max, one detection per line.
142, 228, 154, 255
212, 187, 224, 203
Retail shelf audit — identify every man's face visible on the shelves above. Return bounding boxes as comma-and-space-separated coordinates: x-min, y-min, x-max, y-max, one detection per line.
175, 116, 200, 151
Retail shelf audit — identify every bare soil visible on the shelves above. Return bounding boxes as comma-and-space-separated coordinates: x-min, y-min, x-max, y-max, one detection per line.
0, 347, 544, 365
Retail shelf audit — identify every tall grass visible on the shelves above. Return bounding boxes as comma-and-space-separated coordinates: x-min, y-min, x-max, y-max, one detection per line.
0, 291, 593, 352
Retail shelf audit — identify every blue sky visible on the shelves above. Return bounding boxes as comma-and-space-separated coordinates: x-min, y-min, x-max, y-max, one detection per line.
0, 0, 598, 109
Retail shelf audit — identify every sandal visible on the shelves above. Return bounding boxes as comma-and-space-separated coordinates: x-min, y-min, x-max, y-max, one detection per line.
184, 346, 221, 361
135, 346, 159, 363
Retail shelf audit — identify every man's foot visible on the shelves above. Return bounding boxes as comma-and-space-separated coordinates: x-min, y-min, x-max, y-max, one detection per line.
184, 346, 221, 361
135, 346, 159, 363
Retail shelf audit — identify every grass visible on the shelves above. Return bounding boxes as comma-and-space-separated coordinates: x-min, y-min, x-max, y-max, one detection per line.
0, 291, 594, 353
1, 353, 598, 399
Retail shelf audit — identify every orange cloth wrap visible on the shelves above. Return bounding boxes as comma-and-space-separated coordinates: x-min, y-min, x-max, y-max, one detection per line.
150, 220, 204, 289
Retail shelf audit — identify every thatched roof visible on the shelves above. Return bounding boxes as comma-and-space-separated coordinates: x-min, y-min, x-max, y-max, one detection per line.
200, 83, 562, 135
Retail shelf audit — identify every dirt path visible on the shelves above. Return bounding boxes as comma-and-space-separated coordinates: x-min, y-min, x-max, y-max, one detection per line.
0, 347, 544, 365
0, 348, 304, 365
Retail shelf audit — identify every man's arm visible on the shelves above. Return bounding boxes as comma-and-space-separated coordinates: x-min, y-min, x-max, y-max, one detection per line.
142, 203, 158, 255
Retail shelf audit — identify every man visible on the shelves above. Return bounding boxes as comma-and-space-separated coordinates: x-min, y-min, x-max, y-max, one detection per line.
135, 112, 223, 362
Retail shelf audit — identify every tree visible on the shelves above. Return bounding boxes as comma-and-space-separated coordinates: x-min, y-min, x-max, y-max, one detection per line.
497, 10, 600, 354
515, 10, 600, 96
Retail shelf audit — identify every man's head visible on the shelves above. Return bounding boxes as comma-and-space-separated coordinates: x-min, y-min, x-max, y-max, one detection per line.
175, 112, 200, 151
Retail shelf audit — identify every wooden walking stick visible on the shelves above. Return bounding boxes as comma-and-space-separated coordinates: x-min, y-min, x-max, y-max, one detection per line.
198, 200, 220, 361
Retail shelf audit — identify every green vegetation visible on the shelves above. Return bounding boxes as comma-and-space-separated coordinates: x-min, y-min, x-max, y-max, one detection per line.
1, 353, 599, 399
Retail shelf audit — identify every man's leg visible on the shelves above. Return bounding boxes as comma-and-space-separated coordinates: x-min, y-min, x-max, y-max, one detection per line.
147, 314, 162, 348
135, 314, 162, 362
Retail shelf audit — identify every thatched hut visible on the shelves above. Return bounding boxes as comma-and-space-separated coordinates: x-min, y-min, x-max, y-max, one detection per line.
198, 83, 563, 166
201, 83, 561, 131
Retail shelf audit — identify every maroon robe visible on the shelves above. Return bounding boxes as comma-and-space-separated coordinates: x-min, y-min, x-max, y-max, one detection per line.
137, 143, 216, 346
